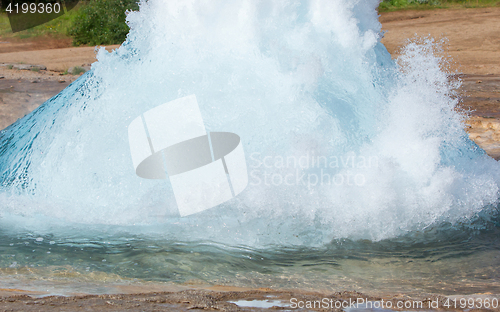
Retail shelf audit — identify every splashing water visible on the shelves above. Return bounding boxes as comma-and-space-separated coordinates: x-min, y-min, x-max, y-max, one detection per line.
0, 0, 499, 251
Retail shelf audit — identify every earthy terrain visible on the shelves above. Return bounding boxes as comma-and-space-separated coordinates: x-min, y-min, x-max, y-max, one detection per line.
380, 7, 500, 159
380, 7, 500, 75
0, 288, 468, 312
0, 6, 499, 311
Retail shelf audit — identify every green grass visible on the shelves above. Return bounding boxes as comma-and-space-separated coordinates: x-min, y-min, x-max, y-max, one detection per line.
0, 3, 82, 39
379, 0, 500, 12
69, 0, 139, 46
70, 66, 86, 75
0, 0, 140, 46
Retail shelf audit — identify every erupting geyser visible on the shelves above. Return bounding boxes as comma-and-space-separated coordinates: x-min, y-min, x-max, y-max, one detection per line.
0, 0, 499, 246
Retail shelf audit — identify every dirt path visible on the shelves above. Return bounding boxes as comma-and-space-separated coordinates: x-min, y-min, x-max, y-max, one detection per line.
0, 36, 73, 54
0, 45, 120, 73
380, 7, 500, 75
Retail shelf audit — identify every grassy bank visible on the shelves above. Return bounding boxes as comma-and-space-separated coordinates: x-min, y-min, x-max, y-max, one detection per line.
379, 0, 500, 12
0, 0, 137, 46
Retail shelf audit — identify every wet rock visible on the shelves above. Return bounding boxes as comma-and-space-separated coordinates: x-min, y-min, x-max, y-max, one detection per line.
466, 116, 500, 160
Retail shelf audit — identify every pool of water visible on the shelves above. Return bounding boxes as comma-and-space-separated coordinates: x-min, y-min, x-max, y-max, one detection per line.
1, 209, 499, 296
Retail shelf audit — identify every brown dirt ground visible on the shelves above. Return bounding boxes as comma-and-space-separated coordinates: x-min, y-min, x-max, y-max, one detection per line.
0, 44, 120, 72
0, 36, 73, 54
0, 6, 499, 311
0, 288, 476, 312
380, 7, 500, 75
380, 7, 500, 159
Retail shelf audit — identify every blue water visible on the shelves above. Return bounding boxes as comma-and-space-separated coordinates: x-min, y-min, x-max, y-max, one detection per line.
0, 0, 499, 295
1, 211, 500, 295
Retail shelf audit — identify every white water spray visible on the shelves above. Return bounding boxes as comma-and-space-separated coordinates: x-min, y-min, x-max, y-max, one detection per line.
0, 0, 498, 246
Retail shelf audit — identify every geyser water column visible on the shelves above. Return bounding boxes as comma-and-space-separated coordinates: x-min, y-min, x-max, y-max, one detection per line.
0, 0, 498, 246
128, 95, 248, 216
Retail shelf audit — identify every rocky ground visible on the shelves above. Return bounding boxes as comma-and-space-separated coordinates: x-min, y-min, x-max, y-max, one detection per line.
0, 288, 475, 312
460, 74, 500, 159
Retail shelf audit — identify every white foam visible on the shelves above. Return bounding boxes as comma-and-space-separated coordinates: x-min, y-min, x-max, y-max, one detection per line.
0, 0, 498, 246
